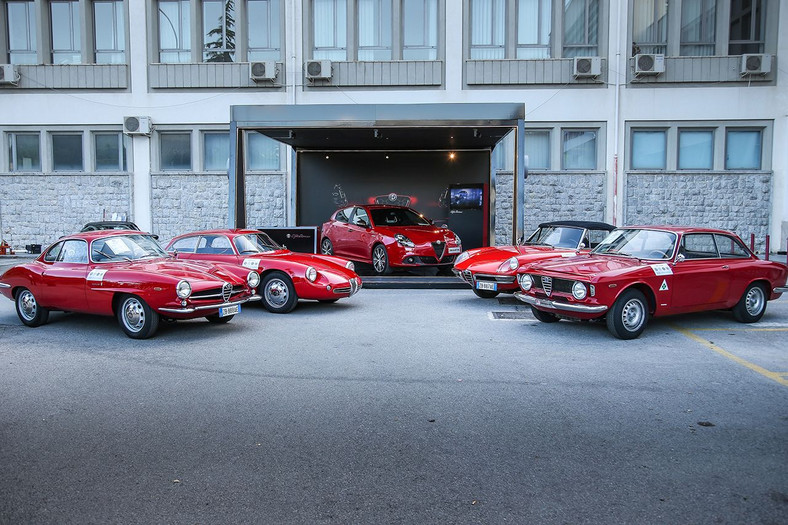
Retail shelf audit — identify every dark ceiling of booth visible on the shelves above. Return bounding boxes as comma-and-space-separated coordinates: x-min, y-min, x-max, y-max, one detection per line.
250, 126, 513, 151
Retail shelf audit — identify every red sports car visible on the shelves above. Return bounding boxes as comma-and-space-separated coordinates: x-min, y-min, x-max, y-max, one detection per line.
453, 220, 614, 298
320, 205, 462, 274
515, 226, 788, 339
167, 229, 361, 313
0, 231, 261, 339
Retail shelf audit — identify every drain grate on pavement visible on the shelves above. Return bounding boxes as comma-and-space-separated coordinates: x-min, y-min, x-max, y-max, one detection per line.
490, 311, 533, 320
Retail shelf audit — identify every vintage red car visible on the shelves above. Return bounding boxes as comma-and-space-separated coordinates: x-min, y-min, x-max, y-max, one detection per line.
0, 231, 261, 339
320, 205, 462, 274
453, 220, 614, 298
166, 229, 361, 313
515, 226, 788, 339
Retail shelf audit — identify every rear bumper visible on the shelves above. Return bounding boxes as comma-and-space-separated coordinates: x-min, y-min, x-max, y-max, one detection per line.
514, 292, 608, 314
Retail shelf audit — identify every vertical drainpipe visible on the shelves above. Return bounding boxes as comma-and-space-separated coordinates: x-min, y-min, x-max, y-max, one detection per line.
612, 0, 623, 226
227, 117, 238, 228
287, 0, 301, 226
513, 118, 525, 245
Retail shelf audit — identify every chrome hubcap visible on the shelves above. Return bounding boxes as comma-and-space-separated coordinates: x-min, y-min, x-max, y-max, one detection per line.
621, 298, 645, 332
18, 290, 37, 321
321, 239, 332, 254
122, 297, 145, 332
745, 286, 765, 316
373, 247, 386, 272
265, 279, 289, 307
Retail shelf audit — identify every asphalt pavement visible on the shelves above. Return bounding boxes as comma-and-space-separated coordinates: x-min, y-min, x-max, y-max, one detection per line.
1, 285, 787, 524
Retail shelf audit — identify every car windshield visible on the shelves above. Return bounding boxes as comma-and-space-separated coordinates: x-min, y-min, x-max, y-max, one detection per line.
91, 234, 168, 263
524, 226, 584, 249
234, 233, 282, 254
369, 208, 431, 227
592, 229, 677, 260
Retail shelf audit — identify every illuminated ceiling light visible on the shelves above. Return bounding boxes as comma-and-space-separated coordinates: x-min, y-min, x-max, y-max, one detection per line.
449, 152, 456, 160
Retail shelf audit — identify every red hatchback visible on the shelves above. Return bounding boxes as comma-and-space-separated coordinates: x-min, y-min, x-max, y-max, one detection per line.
515, 226, 788, 339
320, 205, 462, 274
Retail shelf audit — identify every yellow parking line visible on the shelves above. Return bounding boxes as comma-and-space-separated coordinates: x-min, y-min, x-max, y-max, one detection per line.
671, 325, 788, 387
691, 328, 788, 332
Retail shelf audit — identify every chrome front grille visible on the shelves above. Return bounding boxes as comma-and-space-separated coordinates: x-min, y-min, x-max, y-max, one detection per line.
192, 284, 245, 301
222, 282, 232, 301
432, 242, 446, 260
334, 278, 362, 296
463, 270, 473, 284
542, 276, 553, 296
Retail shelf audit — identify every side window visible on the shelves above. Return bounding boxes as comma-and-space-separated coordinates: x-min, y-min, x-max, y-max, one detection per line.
352, 208, 370, 227
59, 240, 88, 263
44, 241, 64, 262
714, 234, 749, 258
196, 235, 232, 254
587, 229, 610, 249
681, 234, 719, 259
170, 237, 198, 253
335, 208, 349, 223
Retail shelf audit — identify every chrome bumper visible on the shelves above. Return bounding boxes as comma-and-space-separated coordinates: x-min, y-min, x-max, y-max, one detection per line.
514, 292, 608, 314
775, 286, 788, 294
158, 294, 261, 314
0, 282, 10, 289
474, 273, 516, 283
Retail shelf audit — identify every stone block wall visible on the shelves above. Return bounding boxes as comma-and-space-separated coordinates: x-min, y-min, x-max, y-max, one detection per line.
245, 173, 287, 228
151, 174, 228, 243
624, 173, 772, 252
0, 174, 131, 249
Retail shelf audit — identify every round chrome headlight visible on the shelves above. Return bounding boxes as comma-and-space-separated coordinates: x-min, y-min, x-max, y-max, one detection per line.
306, 266, 318, 282
519, 274, 533, 291
247, 271, 260, 289
346, 261, 355, 271
572, 281, 588, 300
176, 280, 192, 299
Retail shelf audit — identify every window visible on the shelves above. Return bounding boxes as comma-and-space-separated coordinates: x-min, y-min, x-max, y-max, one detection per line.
632, 0, 668, 54
203, 0, 236, 62
204, 132, 229, 171
94, 133, 127, 171
94, 0, 126, 64
631, 130, 666, 170
402, 0, 437, 59
313, 0, 347, 60
159, 0, 191, 63
562, 130, 597, 170
517, 0, 551, 58
680, 0, 716, 56
563, 0, 598, 58
358, 0, 392, 60
160, 133, 192, 171
525, 130, 550, 170
59, 240, 88, 263
6, 1, 37, 64
725, 129, 761, 170
492, 133, 513, 171
352, 207, 369, 226
714, 234, 749, 258
44, 241, 64, 262
51, 0, 81, 64
470, 0, 505, 59
681, 233, 718, 258
729, 0, 764, 54
678, 129, 713, 170
246, 132, 280, 170
8, 132, 41, 172
52, 133, 83, 171
170, 236, 198, 252
248, 0, 281, 60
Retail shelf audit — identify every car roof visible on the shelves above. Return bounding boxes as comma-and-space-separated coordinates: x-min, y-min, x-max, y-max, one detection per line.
60, 230, 152, 242
169, 229, 258, 239
620, 225, 739, 235
537, 220, 615, 230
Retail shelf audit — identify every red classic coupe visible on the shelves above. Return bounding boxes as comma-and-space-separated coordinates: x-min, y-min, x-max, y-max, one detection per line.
166, 229, 361, 313
515, 226, 788, 339
320, 205, 462, 274
0, 231, 261, 339
453, 220, 614, 298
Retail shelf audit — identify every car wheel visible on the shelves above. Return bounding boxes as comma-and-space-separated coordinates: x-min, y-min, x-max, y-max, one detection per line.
205, 313, 234, 323
732, 282, 767, 323
606, 288, 648, 340
261, 271, 298, 313
530, 306, 559, 323
15, 288, 49, 327
372, 244, 390, 275
321, 237, 333, 255
473, 288, 499, 299
117, 294, 159, 339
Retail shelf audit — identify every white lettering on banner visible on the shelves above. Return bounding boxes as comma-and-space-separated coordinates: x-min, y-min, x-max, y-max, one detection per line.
242, 258, 261, 270
651, 264, 673, 276
87, 269, 108, 281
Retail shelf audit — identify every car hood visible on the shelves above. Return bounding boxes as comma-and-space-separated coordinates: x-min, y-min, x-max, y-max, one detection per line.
374, 225, 458, 243
124, 258, 245, 284
526, 254, 649, 279
244, 251, 355, 274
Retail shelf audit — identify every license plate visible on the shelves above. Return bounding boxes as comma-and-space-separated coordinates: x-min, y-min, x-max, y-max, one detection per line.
476, 281, 497, 291
219, 304, 240, 317
448, 247, 461, 254
534, 298, 552, 308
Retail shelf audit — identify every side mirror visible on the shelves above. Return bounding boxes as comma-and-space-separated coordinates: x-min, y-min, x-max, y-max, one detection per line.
673, 253, 685, 266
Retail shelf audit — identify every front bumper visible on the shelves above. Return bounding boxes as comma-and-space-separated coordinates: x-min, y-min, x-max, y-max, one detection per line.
514, 292, 609, 314
158, 294, 261, 315
775, 286, 788, 293
453, 269, 517, 289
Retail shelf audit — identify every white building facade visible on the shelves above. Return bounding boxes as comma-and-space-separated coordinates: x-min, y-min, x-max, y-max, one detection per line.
0, 0, 785, 252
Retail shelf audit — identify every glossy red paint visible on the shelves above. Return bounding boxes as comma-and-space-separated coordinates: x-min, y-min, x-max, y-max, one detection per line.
320, 205, 461, 274
166, 229, 361, 313
515, 226, 788, 339
0, 230, 260, 338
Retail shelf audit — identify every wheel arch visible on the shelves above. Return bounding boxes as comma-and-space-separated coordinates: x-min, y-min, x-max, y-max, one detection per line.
616, 282, 657, 315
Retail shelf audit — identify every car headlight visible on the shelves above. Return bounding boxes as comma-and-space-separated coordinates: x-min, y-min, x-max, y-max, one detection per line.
454, 234, 461, 246
247, 271, 260, 289
176, 280, 192, 299
395, 234, 415, 248
455, 251, 471, 264
572, 281, 587, 300
498, 256, 518, 273
518, 274, 533, 291
346, 260, 355, 271
306, 266, 318, 282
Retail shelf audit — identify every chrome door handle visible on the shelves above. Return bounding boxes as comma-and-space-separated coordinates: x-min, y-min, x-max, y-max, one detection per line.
722, 265, 729, 269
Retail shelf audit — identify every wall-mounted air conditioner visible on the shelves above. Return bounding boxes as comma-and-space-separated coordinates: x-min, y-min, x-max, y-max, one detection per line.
250, 61, 277, 81
573, 57, 601, 78
0, 64, 19, 85
634, 54, 665, 75
305, 60, 332, 79
740, 54, 771, 75
123, 116, 152, 136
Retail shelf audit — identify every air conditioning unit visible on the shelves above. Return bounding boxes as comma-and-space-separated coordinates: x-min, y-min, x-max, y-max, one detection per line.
123, 116, 152, 136
305, 60, 332, 79
634, 53, 665, 75
740, 53, 771, 75
573, 57, 601, 78
250, 61, 277, 81
0, 64, 19, 85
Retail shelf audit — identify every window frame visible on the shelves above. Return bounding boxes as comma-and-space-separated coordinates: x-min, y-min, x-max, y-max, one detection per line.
158, 130, 194, 172
93, 0, 127, 64
630, 128, 668, 171
50, 131, 85, 172
5, 0, 38, 64
7, 131, 42, 172
244, 130, 283, 173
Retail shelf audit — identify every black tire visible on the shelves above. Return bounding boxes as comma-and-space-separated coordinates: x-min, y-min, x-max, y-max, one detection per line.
261, 271, 298, 313
606, 288, 649, 340
205, 314, 234, 323
117, 294, 159, 339
371, 244, 390, 275
473, 288, 500, 299
15, 287, 49, 327
530, 306, 560, 323
320, 237, 333, 255
732, 282, 767, 323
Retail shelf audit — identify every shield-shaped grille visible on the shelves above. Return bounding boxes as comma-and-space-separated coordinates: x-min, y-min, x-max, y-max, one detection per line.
222, 282, 232, 302
542, 276, 553, 296
432, 241, 446, 260
463, 270, 473, 284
